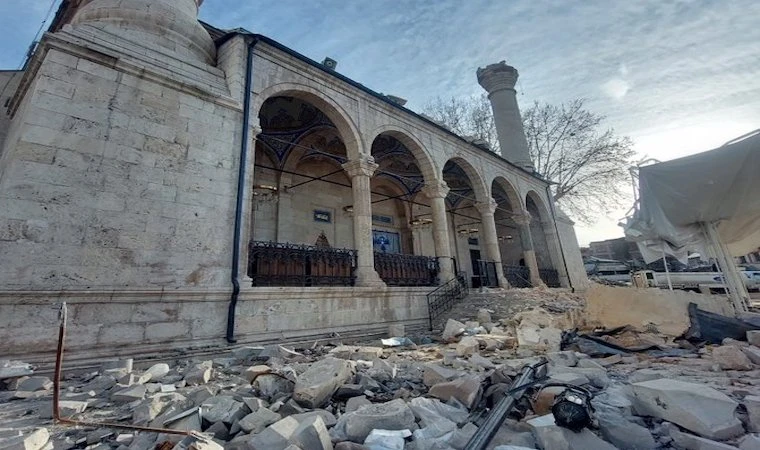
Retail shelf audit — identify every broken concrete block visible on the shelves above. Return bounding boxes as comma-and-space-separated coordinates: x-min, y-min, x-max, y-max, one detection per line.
428, 375, 482, 409
591, 385, 634, 417
448, 422, 479, 449
548, 366, 609, 388
748, 331, 760, 347
0, 428, 49, 450
477, 308, 493, 324
631, 379, 743, 439
423, 364, 463, 387
548, 372, 589, 386
713, 346, 754, 370
330, 345, 383, 361
238, 407, 281, 434
293, 357, 353, 408
346, 395, 372, 413
528, 414, 616, 450
744, 395, 760, 432
244, 365, 271, 383
412, 416, 457, 441
546, 351, 579, 367
204, 421, 230, 441
0, 360, 33, 379
111, 384, 146, 403
289, 416, 332, 450
363, 429, 410, 450
17, 377, 52, 392
241, 396, 268, 413
245, 428, 290, 450
629, 369, 665, 383
163, 408, 202, 432
666, 423, 738, 450
408, 396, 470, 427
80, 375, 117, 393
741, 346, 760, 365
334, 399, 416, 442
455, 336, 480, 357
256, 373, 295, 400
142, 363, 170, 382
597, 411, 656, 450
290, 410, 337, 428
442, 319, 467, 342
469, 353, 495, 370
738, 434, 760, 450
172, 434, 223, 450
133, 393, 189, 425
201, 396, 247, 425
184, 365, 212, 386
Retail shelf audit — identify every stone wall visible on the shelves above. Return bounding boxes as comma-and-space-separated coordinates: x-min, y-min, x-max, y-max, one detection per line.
555, 211, 589, 291
585, 284, 733, 337
0, 71, 23, 158
0, 287, 430, 364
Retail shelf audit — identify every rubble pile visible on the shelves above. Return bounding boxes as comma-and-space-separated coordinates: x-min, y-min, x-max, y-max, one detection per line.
1, 289, 760, 450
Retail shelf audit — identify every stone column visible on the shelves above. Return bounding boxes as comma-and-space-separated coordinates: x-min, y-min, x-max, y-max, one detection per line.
477, 62, 534, 172
513, 212, 545, 287
239, 123, 263, 286
342, 156, 385, 288
422, 182, 455, 283
475, 199, 509, 288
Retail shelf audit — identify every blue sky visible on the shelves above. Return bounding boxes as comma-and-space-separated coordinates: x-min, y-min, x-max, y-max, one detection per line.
2, 0, 760, 245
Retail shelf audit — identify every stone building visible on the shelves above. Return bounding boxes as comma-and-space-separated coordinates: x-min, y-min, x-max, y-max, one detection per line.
0, 0, 587, 359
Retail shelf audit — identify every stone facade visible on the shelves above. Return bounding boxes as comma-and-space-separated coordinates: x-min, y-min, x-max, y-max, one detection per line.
0, 0, 586, 358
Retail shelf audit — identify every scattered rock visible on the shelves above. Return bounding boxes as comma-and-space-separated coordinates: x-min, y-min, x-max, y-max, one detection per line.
528, 414, 616, 450
713, 346, 754, 370
184, 362, 212, 386
111, 384, 147, 403
742, 346, 760, 365
738, 434, 760, 450
0, 428, 49, 450
629, 369, 664, 383
631, 379, 743, 439
333, 399, 416, 442
201, 396, 247, 425
428, 376, 481, 409
238, 407, 281, 434
289, 415, 332, 450
455, 336, 480, 357
330, 346, 384, 361
748, 331, 760, 347
293, 357, 353, 408
597, 411, 657, 450
744, 395, 760, 432
442, 319, 467, 342
423, 364, 463, 387
0, 360, 33, 379
665, 423, 739, 450
16, 377, 52, 392
477, 309, 492, 324
143, 363, 171, 382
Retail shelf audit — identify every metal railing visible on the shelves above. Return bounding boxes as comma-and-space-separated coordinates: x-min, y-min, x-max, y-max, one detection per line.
426, 271, 469, 330
374, 252, 439, 286
503, 265, 532, 288
539, 268, 561, 287
248, 241, 356, 287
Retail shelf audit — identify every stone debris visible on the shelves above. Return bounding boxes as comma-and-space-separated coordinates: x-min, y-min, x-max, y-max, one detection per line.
3, 288, 760, 450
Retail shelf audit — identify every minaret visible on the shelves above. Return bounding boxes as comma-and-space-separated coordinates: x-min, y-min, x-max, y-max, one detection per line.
477, 61, 534, 172
70, 0, 216, 64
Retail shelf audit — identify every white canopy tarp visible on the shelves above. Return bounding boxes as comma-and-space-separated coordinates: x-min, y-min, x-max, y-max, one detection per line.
625, 130, 760, 262
624, 129, 760, 313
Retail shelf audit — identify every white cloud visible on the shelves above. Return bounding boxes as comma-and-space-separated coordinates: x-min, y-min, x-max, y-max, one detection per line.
602, 78, 631, 100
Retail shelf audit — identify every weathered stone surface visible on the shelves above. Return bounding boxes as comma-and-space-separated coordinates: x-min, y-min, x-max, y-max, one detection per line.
748, 331, 760, 347
133, 393, 188, 425
742, 346, 760, 365
447, 422, 479, 449
173, 434, 223, 450
231, 346, 265, 360
629, 369, 665, 383
738, 434, 760, 450
205, 421, 230, 441
333, 399, 416, 442
713, 346, 754, 370
244, 365, 271, 383
598, 354, 623, 367
477, 308, 492, 324
289, 416, 332, 450
591, 385, 634, 417
238, 407, 281, 434
469, 353, 495, 370
428, 376, 481, 409
346, 395, 371, 413
442, 319, 467, 342
143, 363, 171, 382
455, 336, 480, 357
548, 366, 609, 388
528, 414, 616, 450
290, 410, 337, 428
201, 396, 246, 425
184, 364, 212, 386
111, 384, 146, 403
666, 423, 739, 450
330, 345, 383, 361
631, 379, 743, 439
744, 395, 760, 432
0, 360, 33, 379
256, 373, 295, 400
334, 443, 369, 450
409, 396, 469, 428
423, 364, 463, 387
0, 428, 49, 450
548, 372, 589, 386
546, 351, 578, 367
293, 357, 353, 408
597, 411, 656, 450
17, 377, 52, 392
577, 358, 605, 370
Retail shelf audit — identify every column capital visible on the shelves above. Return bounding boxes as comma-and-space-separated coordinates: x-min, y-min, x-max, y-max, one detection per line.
475, 198, 497, 216
512, 212, 532, 226
477, 61, 519, 95
422, 181, 450, 199
342, 155, 379, 178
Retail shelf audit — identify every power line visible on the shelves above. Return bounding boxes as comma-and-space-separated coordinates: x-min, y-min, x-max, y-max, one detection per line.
18, 0, 60, 69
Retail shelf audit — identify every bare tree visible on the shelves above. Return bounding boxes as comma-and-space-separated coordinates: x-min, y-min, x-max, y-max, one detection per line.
423, 97, 635, 224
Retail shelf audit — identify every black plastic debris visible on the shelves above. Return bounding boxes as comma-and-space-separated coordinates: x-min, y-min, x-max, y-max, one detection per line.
685, 302, 759, 344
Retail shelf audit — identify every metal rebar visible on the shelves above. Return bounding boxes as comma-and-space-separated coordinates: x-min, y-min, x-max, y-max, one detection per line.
52, 302, 192, 436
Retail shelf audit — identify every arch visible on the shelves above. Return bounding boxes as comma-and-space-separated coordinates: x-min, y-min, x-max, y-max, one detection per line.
442, 156, 489, 205
367, 124, 439, 186
253, 82, 363, 161
525, 190, 551, 221
491, 176, 522, 212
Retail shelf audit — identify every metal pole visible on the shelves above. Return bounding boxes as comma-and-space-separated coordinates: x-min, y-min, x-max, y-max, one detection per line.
662, 244, 673, 290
